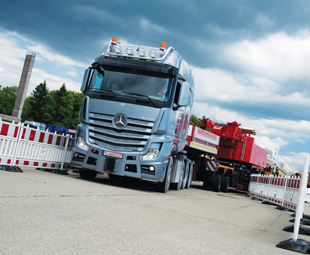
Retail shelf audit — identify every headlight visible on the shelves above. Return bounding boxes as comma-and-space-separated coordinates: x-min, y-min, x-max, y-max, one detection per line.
141, 143, 161, 161
76, 136, 89, 151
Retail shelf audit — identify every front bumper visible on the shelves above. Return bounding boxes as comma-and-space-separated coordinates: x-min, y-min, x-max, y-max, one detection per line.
71, 146, 169, 182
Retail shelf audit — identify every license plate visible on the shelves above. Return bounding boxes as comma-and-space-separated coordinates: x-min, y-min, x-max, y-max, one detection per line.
103, 150, 123, 158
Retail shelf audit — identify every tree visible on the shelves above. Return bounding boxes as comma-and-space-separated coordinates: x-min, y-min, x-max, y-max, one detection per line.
0, 85, 18, 115
20, 82, 83, 129
28, 81, 50, 123
53, 84, 74, 128
190, 114, 201, 126
21, 97, 32, 121
70, 91, 84, 128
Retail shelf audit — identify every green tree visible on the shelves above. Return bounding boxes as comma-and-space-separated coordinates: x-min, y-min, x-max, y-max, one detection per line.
0, 85, 18, 115
190, 114, 201, 126
21, 97, 32, 121
53, 84, 74, 128
21, 82, 83, 129
70, 91, 84, 128
28, 81, 50, 123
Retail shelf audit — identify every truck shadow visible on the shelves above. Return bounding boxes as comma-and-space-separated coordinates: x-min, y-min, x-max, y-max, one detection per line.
69, 172, 160, 193
189, 182, 248, 196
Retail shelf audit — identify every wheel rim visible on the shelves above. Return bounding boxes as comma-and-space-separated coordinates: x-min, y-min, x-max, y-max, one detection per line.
165, 158, 173, 192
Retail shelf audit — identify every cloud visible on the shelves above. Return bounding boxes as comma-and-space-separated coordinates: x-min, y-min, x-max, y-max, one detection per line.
0, 31, 28, 86
192, 101, 310, 143
31, 69, 81, 93
0, 30, 84, 95
140, 18, 169, 35
255, 13, 274, 28
279, 152, 310, 172
222, 30, 310, 81
66, 70, 78, 78
191, 66, 310, 120
27, 43, 87, 68
255, 136, 288, 152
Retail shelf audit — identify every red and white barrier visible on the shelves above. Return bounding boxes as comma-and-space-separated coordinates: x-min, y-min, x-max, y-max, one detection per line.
0, 120, 74, 170
249, 173, 310, 211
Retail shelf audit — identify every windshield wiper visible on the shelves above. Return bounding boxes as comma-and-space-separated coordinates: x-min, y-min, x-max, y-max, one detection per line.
122, 91, 157, 107
92, 88, 121, 102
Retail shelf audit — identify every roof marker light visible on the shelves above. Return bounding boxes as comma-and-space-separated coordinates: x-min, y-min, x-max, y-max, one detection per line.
126, 46, 134, 55
137, 48, 145, 57
160, 42, 166, 49
149, 49, 157, 58
114, 45, 122, 53
112, 37, 118, 44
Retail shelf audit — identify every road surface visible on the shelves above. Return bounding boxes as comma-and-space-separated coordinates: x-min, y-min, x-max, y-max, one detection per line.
1, 167, 309, 254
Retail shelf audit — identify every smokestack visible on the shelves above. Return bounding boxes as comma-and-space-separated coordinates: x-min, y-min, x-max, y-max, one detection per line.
12, 51, 36, 118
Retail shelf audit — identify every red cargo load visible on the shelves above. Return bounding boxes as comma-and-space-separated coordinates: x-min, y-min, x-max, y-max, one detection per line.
201, 119, 267, 168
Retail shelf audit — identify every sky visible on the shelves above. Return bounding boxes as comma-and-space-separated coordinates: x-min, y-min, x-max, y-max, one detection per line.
0, 0, 309, 172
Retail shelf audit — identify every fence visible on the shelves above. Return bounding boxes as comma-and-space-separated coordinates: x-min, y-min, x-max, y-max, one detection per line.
248, 174, 310, 211
0, 119, 74, 170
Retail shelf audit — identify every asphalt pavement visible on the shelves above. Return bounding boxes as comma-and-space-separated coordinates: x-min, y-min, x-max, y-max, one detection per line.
1, 167, 310, 255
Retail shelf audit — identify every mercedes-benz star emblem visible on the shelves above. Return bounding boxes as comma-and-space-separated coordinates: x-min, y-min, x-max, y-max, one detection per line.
113, 114, 128, 129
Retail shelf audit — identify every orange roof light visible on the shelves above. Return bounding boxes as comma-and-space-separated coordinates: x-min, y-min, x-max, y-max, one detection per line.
160, 42, 166, 49
112, 37, 118, 43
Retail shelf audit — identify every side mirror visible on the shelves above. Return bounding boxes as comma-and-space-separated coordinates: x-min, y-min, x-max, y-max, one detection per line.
80, 68, 91, 93
178, 82, 190, 106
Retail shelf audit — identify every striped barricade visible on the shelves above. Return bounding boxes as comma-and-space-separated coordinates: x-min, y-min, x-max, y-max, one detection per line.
0, 120, 74, 170
0, 121, 20, 166
249, 174, 310, 211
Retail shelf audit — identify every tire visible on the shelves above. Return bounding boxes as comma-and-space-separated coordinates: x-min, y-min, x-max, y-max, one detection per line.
213, 175, 221, 192
79, 169, 97, 180
157, 157, 174, 193
176, 161, 185, 190
186, 164, 194, 189
222, 176, 230, 193
204, 172, 215, 190
181, 161, 189, 190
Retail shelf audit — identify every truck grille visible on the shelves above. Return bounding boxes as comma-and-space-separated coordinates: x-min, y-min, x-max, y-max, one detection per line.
88, 112, 154, 152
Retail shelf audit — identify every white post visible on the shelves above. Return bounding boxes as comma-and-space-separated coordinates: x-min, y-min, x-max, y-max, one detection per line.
11, 123, 23, 166
60, 135, 70, 170
293, 155, 310, 241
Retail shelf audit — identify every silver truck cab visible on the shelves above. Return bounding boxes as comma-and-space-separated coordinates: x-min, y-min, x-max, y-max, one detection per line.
71, 37, 194, 192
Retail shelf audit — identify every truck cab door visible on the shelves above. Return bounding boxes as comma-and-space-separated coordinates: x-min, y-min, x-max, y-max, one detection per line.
171, 81, 191, 144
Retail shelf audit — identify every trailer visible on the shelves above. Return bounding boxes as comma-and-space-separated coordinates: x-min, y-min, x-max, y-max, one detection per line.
196, 117, 270, 192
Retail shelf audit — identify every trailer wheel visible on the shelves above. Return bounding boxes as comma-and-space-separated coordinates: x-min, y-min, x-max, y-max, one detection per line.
222, 176, 230, 193
203, 172, 215, 190
157, 157, 174, 193
186, 163, 194, 189
79, 169, 97, 180
213, 175, 221, 192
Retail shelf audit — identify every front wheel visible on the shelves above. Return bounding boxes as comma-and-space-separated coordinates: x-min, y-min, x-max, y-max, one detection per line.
79, 169, 97, 180
157, 157, 174, 193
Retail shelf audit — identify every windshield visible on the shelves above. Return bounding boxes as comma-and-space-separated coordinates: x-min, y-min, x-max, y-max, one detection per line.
88, 69, 174, 104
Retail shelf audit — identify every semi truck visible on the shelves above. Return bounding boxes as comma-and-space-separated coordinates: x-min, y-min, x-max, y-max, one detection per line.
70, 37, 276, 193
71, 37, 195, 192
